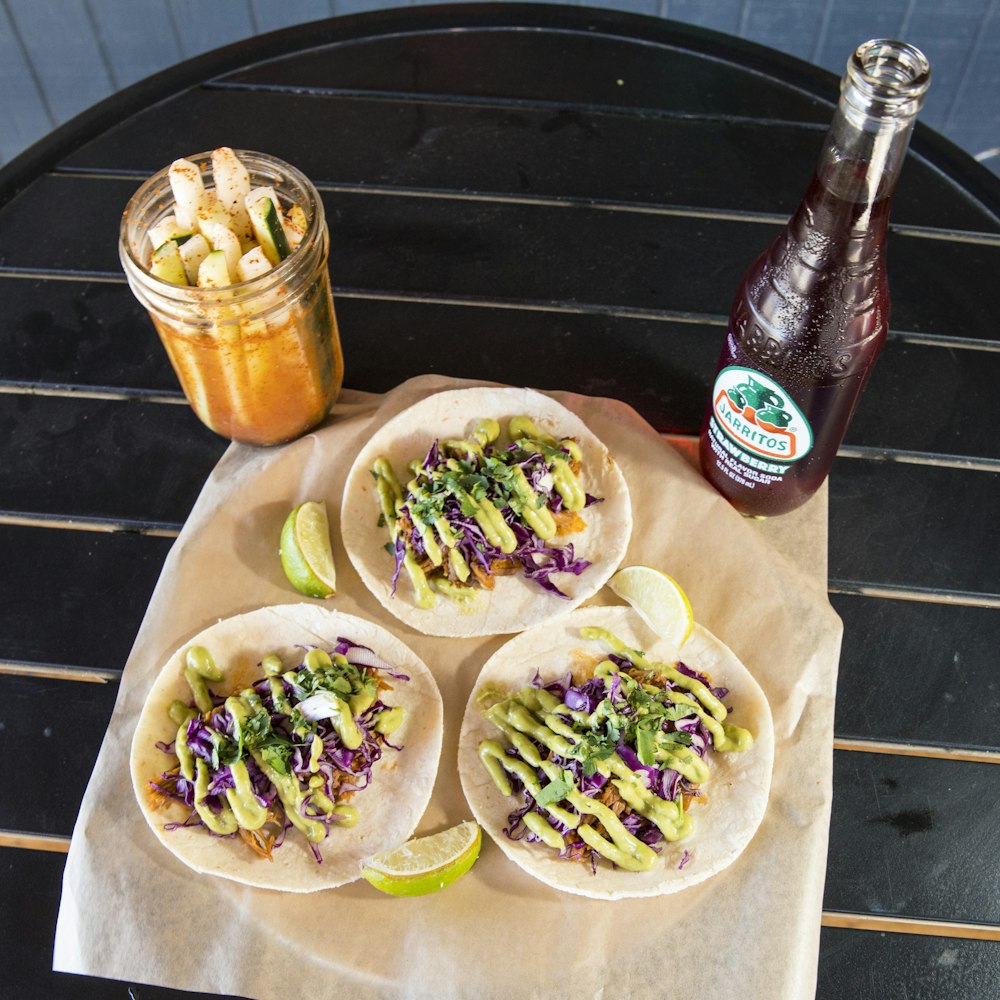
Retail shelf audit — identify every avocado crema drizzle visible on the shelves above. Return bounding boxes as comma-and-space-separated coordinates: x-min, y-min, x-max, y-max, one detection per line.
371, 416, 590, 608
478, 628, 753, 873
153, 643, 405, 860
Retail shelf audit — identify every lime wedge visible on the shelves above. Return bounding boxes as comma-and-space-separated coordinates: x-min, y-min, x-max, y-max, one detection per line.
361, 821, 481, 897
608, 565, 694, 648
279, 500, 336, 598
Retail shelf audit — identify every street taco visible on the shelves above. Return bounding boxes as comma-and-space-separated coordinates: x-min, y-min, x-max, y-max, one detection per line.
130, 604, 442, 892
341, 387, 632, 637
458, 606, 773, 899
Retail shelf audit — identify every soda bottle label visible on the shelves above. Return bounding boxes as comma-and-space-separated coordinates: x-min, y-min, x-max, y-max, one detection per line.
708, 366, 813, 465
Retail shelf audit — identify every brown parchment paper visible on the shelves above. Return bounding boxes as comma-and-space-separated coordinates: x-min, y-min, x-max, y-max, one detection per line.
54, 375, 842, 1000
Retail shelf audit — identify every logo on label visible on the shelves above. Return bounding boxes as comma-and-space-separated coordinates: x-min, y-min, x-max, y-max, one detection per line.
710, 367, 812, 463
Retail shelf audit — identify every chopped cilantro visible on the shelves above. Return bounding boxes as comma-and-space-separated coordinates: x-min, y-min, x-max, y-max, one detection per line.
259, 743, 292, 776
636, 726, 657, 766
657, 731, 694, 747
535, 774, 574, 807
657, 701, 700, 722
573, 729, 617, 776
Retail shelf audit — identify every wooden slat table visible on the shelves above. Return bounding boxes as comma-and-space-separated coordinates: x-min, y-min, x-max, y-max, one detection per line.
1, 6, 998, 998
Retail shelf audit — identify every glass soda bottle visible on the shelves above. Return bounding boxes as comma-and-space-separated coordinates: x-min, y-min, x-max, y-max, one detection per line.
699, 39, 931, 516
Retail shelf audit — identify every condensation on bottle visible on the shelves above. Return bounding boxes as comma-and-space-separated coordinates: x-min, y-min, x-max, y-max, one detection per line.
699, 39, 931, 517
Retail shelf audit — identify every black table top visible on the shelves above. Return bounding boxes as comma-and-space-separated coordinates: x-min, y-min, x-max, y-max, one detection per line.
2, 5, 999, 998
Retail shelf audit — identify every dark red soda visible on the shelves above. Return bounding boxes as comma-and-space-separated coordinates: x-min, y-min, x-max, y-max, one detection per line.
699, 164, 892, 516
699, 38, 930, 517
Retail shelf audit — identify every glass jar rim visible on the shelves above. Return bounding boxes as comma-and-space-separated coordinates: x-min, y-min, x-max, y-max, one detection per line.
118, 148, 325, 305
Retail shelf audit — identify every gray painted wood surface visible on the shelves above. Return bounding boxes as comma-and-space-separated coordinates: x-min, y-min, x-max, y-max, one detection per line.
1, 0, 998, 172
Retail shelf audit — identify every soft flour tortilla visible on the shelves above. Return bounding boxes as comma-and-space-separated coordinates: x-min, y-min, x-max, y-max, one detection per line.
130, 604, 443, 892
341, 387, 632, 637
458, 606, 774, 900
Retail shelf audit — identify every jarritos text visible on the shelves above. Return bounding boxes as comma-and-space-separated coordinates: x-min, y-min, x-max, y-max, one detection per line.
709, 367, 813, 464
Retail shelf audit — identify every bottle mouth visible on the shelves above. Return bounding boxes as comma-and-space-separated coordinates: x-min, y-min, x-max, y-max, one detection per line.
845, 39, 931, 118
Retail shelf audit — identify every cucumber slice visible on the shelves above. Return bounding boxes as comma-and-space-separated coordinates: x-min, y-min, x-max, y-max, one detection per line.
236, 244, 272, 282
197, 249, 231, 288
178, 233, 211, 285
148, 215, 193, 251
204, 222, 242, 278
246, 189, 291, 265
168, 158, 205, 232
195, 195, 233, 238
149, 240, 188, 286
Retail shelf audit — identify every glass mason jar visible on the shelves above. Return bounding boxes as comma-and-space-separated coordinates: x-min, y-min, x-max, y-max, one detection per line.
119, 150, 344, 446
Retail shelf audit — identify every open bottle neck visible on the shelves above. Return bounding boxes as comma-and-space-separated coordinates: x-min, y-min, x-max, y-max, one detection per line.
813, 39, 930, 214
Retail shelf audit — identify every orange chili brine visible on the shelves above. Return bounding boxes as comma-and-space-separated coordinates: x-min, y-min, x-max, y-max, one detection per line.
149, 263, 342, 446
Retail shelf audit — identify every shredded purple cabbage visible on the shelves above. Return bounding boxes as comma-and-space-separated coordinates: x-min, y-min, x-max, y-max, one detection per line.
149, 640, 408, 863
385, 428, 598, 600
677, 661, 729, 702
494, 644, 735, 873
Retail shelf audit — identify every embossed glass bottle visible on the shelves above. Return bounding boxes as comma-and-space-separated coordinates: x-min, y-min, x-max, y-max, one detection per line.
699, 40, 930, 516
